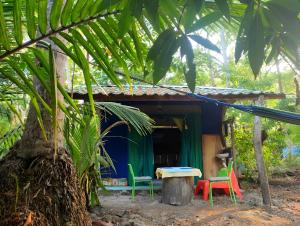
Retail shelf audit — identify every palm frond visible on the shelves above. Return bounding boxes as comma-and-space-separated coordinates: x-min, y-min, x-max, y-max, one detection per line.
95, 102, 154, 136
0, 125, 23, 159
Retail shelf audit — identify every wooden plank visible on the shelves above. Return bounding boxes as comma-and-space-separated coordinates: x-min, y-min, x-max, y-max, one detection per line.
202, 135, 224, 179
253, 95, 271, 206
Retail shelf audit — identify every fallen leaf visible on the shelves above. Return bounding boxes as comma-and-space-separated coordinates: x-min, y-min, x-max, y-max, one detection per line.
24, 212, 32, 226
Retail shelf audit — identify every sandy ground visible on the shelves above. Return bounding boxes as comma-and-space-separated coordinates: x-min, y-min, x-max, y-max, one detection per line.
90, 179, 300, 226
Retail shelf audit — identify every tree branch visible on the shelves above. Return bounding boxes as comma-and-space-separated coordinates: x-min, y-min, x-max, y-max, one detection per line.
0, 10, 120, 61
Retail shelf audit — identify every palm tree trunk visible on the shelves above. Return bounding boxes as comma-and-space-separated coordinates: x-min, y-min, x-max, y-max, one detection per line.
17, 47, 66, 159
0, 2, 91, 225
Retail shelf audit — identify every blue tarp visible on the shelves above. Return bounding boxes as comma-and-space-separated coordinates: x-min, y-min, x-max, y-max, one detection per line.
282, 145, 300, 158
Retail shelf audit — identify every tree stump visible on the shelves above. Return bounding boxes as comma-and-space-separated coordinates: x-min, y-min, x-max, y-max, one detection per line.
161, 176, 193, 206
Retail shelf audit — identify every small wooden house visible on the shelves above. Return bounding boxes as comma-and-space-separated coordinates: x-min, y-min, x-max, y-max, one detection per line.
72, 85, 284, 182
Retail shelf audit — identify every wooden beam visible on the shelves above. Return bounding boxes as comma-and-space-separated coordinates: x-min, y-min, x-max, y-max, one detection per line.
229, 119, 238, 175
253, 95, 271, 206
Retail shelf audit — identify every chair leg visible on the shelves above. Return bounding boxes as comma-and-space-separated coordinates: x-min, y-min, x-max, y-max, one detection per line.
229, 181, 237, 204
149, 181, 154, 198
132, 183, 135, 200
151, 181, 154, 197
228, 182, 233, 202
209, 182, 213, 207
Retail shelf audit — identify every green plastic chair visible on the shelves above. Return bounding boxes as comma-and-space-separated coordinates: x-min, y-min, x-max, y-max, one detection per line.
128, 164, 154, 200
209, 160, 237, 207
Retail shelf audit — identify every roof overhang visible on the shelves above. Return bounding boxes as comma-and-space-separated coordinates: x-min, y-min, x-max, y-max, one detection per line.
71, 85, 285, 102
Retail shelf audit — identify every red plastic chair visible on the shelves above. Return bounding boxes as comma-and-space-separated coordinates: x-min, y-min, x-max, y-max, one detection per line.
194, 179, 209, 200
194, 167, 242, 201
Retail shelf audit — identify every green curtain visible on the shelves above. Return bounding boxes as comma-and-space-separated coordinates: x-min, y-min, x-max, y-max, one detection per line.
180, 113, 203, 178
128, 129, 154, 185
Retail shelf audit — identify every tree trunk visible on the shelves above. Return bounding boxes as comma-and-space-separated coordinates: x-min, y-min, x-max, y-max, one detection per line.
229, 120, 238, 175
253, 96, 271, 207
294, 77, 300, 106
208, 59, 216, 87
275, 59, 283, 93
161, 177, 194, 206
220, 30, 230, 88
0, 2, 91, 225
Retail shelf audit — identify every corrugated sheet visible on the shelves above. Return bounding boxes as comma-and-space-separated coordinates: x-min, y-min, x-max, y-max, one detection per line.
71, 85, 283, 98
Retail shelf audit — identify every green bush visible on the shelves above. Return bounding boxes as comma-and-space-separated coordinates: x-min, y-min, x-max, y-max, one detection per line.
233, 121, 284, 179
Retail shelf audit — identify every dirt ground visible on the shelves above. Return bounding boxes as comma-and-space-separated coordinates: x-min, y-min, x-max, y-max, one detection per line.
90, 176, 300, 226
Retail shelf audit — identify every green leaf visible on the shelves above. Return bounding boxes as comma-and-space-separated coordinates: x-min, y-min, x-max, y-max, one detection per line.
151, 30, 179, 84
98, 0, 121, 12
0, 93, 24, 126
26, 0, 37, 40
89, 0, 104, 16
0, 67, 31, 95
61, 0, 74, 26
271, 0, 300, 14
81, 0, 96, 19
71, 0, 88, 23
13, 0, 23, 45
184, 63, 196, 93
248, 10, 265, 77
118, 0, 143, 37
99, 18, 136, 62
0, 1, 10, 50
265, 37, 280, 64
73, 44, 96, 116
50, 36, 80, 65
138, 16, 154, 41
7, 60, 51, 113
188, 34, 220, 53
22, 54, 51, 94
50, 0, 64, 30
182, 0, 205, 30
32, 97, 48, 141
30, 48, 50, 72
147, 29, 175, 61
234, 1, 253, 63
180, 35, 196, 92
215, 0, 230, 21
129, 23, 144, 70
77, 25, 122, 86
160, 0, 180, 21
38, 0, 48, 34
144, 0, 159, 29
87, 23, 130, 85
57, 81, 80, 114
180, 35, 194, 63
187, 11, 222, 34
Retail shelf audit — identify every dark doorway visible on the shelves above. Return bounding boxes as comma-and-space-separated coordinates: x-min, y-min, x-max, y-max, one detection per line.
153, 128, 181, 173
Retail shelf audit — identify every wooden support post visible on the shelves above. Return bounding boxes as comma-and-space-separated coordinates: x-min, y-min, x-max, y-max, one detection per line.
253, 96, 271, 206
229, 120, 238, 175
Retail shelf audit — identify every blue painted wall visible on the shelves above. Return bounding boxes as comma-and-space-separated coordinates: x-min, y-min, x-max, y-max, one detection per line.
201, 103, 223, 134
102, 115, 128, 178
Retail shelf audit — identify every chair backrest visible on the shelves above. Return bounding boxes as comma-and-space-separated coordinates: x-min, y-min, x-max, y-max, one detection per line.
128, 163, 135, 180
227, 160, 234, 176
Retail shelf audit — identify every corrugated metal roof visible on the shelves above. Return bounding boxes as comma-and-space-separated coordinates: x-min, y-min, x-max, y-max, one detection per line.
71, 85, 284, 100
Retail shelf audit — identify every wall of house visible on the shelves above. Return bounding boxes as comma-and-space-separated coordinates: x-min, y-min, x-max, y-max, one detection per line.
201, 103, 224, 178
102, 102, 224, 180
202, 135, 224, 179
102, 115, 128, 178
